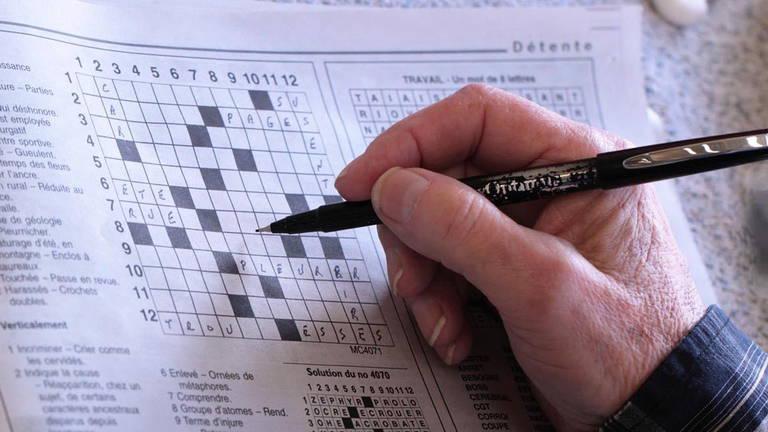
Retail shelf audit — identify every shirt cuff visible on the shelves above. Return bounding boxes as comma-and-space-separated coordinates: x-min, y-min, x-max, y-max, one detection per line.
601, 305, 768, 432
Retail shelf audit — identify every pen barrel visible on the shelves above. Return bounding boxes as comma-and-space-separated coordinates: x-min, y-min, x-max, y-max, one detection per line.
462, 160, 600, 205
596, 131, 768, 188
317, 201, 381, 232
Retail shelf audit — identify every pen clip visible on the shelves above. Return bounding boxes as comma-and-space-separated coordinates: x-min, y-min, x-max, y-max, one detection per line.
622, 133, 768, 169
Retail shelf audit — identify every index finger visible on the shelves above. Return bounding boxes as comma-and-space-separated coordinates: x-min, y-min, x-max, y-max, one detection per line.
335, 84, 621, 201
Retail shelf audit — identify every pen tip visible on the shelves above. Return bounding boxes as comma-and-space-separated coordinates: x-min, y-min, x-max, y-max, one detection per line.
256, 225, 272, 233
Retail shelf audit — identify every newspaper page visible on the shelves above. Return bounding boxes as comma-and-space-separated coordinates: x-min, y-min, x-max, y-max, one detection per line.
0, 2, 710, 431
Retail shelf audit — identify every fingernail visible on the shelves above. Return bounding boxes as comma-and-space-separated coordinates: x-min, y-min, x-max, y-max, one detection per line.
429, 316, 446, 346
371, 167, 430, 223
389, 249, 403, 296
409, 297, 445, 347
445, 343, 456, 365
392, 268, 404, 296
335, 164, 351, 187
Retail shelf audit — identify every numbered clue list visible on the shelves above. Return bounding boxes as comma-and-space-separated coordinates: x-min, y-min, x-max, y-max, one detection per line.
0, 60, 89, 310
0, 59, 138, 430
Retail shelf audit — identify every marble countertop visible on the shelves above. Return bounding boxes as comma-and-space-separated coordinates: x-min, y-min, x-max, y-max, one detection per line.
279, 0, 768, 344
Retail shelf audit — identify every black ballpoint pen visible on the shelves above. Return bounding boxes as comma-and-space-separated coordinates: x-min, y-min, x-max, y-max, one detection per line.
257, 129, 768, 234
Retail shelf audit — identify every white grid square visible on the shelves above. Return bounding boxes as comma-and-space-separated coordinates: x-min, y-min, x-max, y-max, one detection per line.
128, 122, 152, 143
194, 147, 218, 168
266, 194, 290, 214
174, 146, 197, 167
249, 297, 272, 318
184, 270, 206, 291
230, 90, 252, 109
138, 103, 163, 123
171, 291, 195, 313
148, 123, 172, 144
264, 130, 287, 152
267, 299, 291, 319
181, 168, 205, 188
214, 149, 237, 170
191, 87, 215, 106
278, 174, 301, 194
238, 317, 262, 338
154, 145, 178, 165
211, 294, 234, 316
205, 232, 229, 251
180, 105, 204, 125
160, 104, 185, 124
242, 275, 264, 297
169, 124, 192, 145
157, 247, 181, 268
136, 245, 159, 266
203, 271, 226, 293
176, 249, 199, 269
171, 85, 196, 105
211, 88, 235, 107
227, 128, 249, 149
209, 192, 233, 210
208, 127, 230, 147
217, 211, 240, 232
257, 318, 280, 340
223, 274, 245, 295
246, 129, 269, 151
162, 166, 186, 186
144, 165, 170, 184
145, 267, 167, 288
189, 189, 213, 209
128, 82, 153, 102
298, 280, 321, 300
147, 84, 173, 103
152, 289, 175, 311
240, 171, 267, 192
221, 171, 245, 191
185, 224, 210, 245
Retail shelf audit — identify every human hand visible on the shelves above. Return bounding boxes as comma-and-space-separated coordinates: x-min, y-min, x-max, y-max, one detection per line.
334, 85, 705, 430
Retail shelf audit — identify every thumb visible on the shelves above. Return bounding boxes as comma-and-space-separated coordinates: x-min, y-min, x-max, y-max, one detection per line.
371, 167, 568, 300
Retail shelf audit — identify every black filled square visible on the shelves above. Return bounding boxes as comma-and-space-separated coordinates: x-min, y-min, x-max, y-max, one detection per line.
319, 237, 344, 259
200, 168, 226, 190
127, 222, 153, 246
228, 294, 254, 318
348, 407, 359, 418
198, 106, 225, 127
187, 125, 212, 147
342, 418, 353, 429
275, 319, 301, 341
362, 397, 374, 408
285, 194, 309, 214
323, 195, 343, 204
281, 236, 306, 258
248, 90, 274, 110
232, 149, 258, 171
259, 276, 284, 299
166, 227, 192, 249
373, 429, 384, 432
214, 251, 239, 274
169, 186, 195, 209
196, 209, 222, 232
116, 139, 142, 162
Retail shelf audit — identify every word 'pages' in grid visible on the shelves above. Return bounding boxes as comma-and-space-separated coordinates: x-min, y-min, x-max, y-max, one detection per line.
77, 74, 392, 347
351, 87, 588, 144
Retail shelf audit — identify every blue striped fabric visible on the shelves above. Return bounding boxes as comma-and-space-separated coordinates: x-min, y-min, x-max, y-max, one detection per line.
602, 306, 768, 432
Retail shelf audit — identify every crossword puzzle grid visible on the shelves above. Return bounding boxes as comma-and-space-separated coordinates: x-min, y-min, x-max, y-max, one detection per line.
307, 393, 428, 432
350, 87, 587, 144
76, 73, 392, 346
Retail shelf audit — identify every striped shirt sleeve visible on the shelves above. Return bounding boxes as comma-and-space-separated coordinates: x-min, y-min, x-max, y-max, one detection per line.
601, 305, 768, 432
